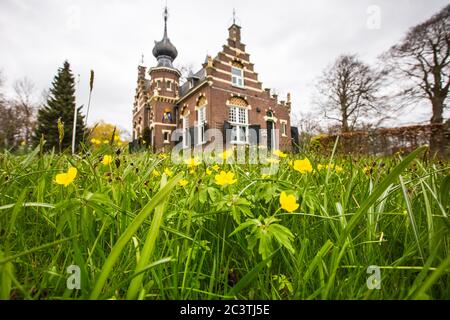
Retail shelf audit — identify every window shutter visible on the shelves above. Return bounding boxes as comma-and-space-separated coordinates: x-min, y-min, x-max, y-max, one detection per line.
223, 121, 232, 145
249, 125, 260, 145
291, 126, 299, 153
189, 127, 195, 147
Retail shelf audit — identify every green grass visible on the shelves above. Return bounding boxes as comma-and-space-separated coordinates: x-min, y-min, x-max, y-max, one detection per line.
0, 145, 449, 300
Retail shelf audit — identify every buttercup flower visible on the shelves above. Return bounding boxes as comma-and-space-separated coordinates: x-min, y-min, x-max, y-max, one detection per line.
212, 165, 220, 172
279, 191, 299, 213
273, 150, 287, 158
206, 168, 212, 175
152, 169, 161, 177
114, 135, 120, 142
103, 140, 109, 144
215, 171, 237, 186
266, 158, 280, 164
179, 179, 189, 187
318, 163, 343, 173
102, 155, 113, 166
55, 167, 77, 187
184, 157, 200, 168
221, 149, 234, 161
293, 159, 313, 174
164, 168, 173, 177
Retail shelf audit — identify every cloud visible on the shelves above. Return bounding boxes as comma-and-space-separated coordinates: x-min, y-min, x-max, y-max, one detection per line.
0, 0, 448, 132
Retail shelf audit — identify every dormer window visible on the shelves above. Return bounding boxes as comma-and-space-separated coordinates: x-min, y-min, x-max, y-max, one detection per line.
231, 67, 244, 87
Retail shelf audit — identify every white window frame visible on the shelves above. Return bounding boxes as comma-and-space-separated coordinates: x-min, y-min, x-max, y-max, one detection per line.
229, 105, 249, 144
231, 67, 244, 88
182, 115, 190, 149
162, 130, 171, 144
166, 80, 172, 91
197, 107, 206, 145
280, 120, 287, 137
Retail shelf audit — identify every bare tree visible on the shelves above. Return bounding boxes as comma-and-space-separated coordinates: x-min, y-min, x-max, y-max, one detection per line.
13, 77, 37, 144
384, 4, 449, 124
316, 54, 384, 133
292, 111, 322, 135
291, 111, 323, 150
383, 4, 449, 154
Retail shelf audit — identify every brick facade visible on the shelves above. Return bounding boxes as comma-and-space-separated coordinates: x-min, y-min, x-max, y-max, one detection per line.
132, 16, 296, 152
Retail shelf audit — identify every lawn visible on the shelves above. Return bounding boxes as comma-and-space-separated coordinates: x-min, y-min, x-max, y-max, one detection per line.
0, 144, 449, 300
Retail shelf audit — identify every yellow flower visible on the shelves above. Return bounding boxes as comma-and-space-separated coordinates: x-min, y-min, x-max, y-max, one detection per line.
102, 155, 113, 166
334, 165, 344, 173
179, 179, 189, 187
221, 149, 234, 160
103, 140, 109, 144
288, 160, 293, 167
164, 168, 173, 177
215, 171, 237, 186
273, 150, 287, 158
91, 138, 100, 145
184, 157, 200, 168
114, 135, 120, 142
212, 165, 220, 172
55, 167, 77, 187
266, 158, 280, 164
20, 140, 26, 146
318, 163, 343, 173
206, 168, 212, 175
293, 159, 313, 174
279, 191, 299, 213
159, 153, 168, 159
189, 169, 195, 175
152, 169, 161, 177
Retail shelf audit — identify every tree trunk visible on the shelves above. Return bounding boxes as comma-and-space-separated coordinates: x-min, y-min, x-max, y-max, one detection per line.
429, 97, 445, 156
430, 97, 444, 124
341, 116, 349, 133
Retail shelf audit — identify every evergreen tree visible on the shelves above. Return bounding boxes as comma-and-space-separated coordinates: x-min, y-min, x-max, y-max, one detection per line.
33, 61, 85, 152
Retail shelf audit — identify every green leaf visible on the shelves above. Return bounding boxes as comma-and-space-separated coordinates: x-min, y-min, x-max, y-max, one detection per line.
229, 251, 278, 297
440, 174, 450, 209
90, 173, 183, 299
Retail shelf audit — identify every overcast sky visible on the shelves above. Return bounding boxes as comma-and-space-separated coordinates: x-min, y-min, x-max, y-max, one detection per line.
0, 0, 448, 134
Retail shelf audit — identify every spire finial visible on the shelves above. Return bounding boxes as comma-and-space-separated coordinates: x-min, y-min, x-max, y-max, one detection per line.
163, 5, 168, 37
233, 8, 236, 25
141, 53, 144, 65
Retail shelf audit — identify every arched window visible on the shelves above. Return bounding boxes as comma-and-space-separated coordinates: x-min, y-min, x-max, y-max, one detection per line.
162, 108, 173, 123
227, 97, 249, 144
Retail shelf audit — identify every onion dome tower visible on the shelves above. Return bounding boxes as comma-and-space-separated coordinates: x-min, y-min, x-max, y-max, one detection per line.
152, 6, 178, 68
